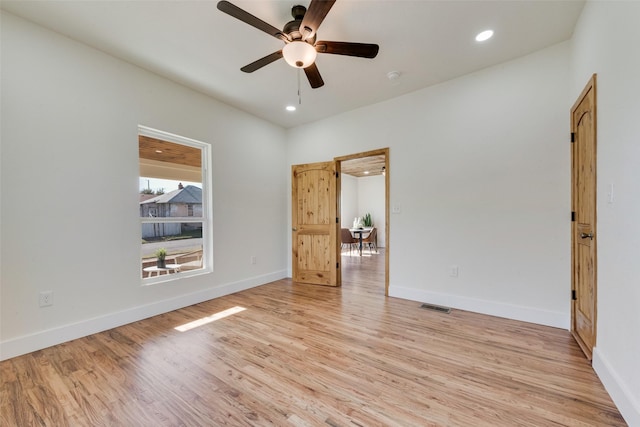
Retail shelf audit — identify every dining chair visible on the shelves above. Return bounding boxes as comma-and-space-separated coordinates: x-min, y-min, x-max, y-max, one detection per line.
175, 249, 203, 271
341, 228, 358, 254
362, 227, 378, 254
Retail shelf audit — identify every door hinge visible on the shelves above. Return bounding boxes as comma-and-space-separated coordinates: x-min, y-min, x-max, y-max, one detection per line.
570, 132, 575, 143
336, 262, 339, 269
335, 171, 339, 178
572, 290, 577, 300
571, 211, 576, 222
336, 217, 339, 223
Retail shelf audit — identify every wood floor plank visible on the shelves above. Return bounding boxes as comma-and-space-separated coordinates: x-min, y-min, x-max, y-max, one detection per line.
1, 249, 626, 426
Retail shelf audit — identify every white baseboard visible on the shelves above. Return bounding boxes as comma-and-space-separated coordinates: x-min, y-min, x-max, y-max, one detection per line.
593, 347, 640, 427
388, 285, 569, 329
0, 270, 288, 361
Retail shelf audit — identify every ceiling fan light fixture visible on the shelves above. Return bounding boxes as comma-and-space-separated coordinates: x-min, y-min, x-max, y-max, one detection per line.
283, 41, 317, 68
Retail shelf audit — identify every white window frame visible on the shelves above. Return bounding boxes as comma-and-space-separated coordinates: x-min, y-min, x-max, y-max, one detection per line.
139, 125, 213, 285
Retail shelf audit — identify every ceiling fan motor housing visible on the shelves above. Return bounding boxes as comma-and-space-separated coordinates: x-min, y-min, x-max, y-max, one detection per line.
291, 5, 306, 19
283, 5, 316, 44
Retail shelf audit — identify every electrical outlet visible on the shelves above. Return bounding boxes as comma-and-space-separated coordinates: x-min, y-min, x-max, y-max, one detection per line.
39, 290, 53, 307
250, 256, 257, 265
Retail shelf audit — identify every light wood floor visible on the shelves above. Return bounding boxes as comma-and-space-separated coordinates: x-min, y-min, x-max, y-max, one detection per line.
1, 249, 626, 426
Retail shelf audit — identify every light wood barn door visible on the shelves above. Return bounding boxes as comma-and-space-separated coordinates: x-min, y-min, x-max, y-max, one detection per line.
292, 161, 340, 286
571, 74, 597, 360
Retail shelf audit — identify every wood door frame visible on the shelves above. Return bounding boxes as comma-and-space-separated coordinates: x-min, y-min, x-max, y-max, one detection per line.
335, 148, 390, 296
570, 74, 597, 360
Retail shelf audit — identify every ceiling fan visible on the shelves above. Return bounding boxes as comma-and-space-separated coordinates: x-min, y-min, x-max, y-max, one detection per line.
217, 0, 379, 89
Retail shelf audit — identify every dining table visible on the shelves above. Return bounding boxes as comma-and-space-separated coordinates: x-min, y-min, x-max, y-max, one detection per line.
349, 227, 372, 256
143, 263, 181, 278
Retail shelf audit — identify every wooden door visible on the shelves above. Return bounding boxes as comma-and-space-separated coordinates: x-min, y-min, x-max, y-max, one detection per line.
292, 161, 340, 286
571, 74, 597, 360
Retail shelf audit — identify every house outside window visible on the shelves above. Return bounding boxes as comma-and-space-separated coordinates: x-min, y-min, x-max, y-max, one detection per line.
139, 125, 212, 284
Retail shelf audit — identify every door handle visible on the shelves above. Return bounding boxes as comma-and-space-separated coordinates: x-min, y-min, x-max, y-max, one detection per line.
292, 227, 297, 231
580, 232, 594, 240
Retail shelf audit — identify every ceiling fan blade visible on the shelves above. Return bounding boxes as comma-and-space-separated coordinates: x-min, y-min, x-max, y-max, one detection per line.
217, 1, 289, 42
300, 0, 336, 41
315, 41, 379, 58
304, 63, 325, 89
240, 51, 283, 73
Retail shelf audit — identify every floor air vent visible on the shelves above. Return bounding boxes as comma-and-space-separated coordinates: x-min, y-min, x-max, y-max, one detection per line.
420, 303, 451, 314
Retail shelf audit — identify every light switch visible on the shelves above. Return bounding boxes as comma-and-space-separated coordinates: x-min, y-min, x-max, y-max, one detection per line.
392, 205, 401, 214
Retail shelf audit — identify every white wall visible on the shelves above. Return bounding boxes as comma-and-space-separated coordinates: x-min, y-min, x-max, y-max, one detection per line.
340, 174, 359, 229
570, 2, 640, 425
0, 12, 288, 360
288, 41, 571, 329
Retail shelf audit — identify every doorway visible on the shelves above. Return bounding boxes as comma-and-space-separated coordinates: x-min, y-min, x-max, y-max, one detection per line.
335, 148, 389, 296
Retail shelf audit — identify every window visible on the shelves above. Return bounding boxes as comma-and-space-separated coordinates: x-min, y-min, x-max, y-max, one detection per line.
139, 125, 211, 283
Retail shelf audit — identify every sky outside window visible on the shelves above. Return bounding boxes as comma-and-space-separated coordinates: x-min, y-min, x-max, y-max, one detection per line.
140, 177, 201, 193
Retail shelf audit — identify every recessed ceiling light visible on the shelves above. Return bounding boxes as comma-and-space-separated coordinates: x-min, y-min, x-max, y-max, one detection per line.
364, 171, 370, 175
475, 30, 494, 42
155, 150, 163, 153
286, 105, 296, 112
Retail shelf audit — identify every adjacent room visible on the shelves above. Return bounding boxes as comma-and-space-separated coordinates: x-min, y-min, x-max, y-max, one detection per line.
1, 1, 638, 425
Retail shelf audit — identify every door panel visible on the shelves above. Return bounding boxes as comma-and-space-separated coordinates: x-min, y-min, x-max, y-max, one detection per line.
571, 74, 597, 360
292, 161, 339, 286
576, 224, 595, 349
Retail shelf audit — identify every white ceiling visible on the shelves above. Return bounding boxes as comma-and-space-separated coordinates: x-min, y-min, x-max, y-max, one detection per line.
1, 0, 585, 128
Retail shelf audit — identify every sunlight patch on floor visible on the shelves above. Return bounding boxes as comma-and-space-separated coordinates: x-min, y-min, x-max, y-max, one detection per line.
175, 306, 246, 332
341, 251, 376, 258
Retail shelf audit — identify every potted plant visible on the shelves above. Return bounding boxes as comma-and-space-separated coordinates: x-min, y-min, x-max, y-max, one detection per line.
155, 248, 167, 268
363, 213, 373, 228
